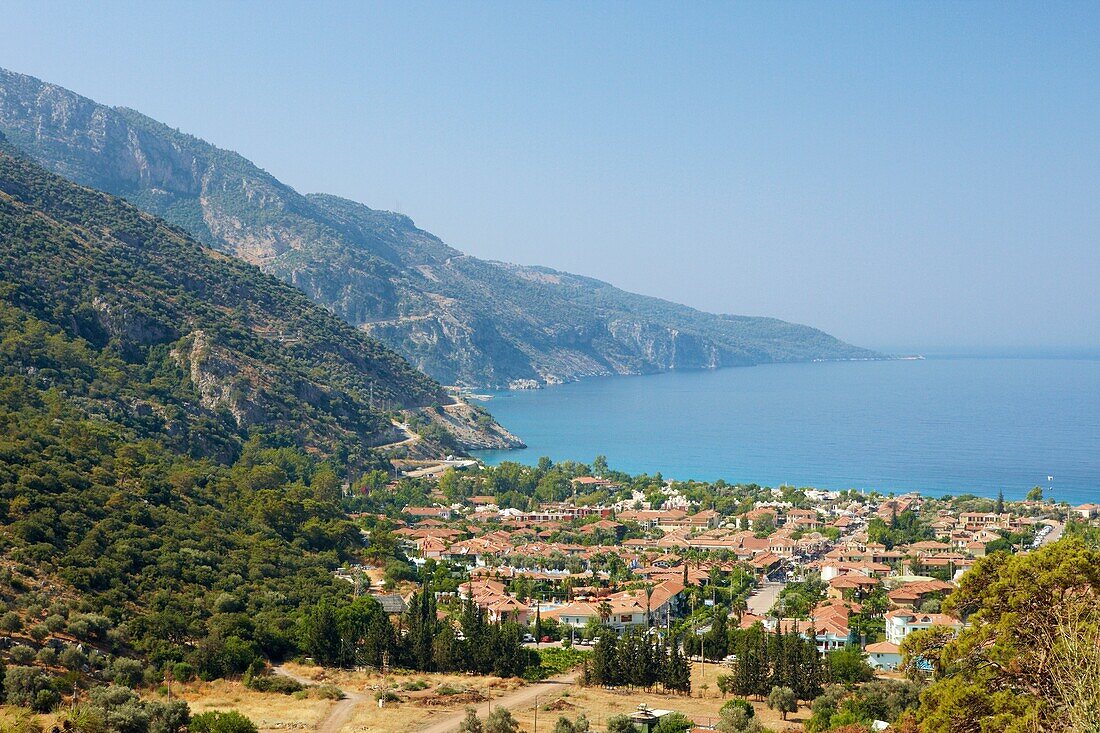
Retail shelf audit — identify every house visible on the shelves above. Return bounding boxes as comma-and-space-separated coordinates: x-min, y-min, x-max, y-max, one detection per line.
459, 578, 530, 625
770, 600, 856, 653
827, 573, 880, 599
886, 579, 954, 608
415, 536, 447, 559
1073, 503, 1100, 519
547, 579, 685, 631
403, 505, 453, 520
786, 509, 822, 530
885, 610, 964, 645
865, 641, 902, 671
742, 507, 779, 531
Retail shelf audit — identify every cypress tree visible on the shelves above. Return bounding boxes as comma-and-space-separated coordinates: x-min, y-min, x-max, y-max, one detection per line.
592, 631, 617, 686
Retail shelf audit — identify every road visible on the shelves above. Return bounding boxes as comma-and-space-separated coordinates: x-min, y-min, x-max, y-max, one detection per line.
412, 671, 579, 733
1038, 519, 1065, 547
746, 581, 784, 616
274, 666, 364, 733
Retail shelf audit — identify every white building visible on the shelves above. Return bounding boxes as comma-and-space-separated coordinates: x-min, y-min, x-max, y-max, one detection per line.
865, 641, 903, 671
885, 610, 963, 645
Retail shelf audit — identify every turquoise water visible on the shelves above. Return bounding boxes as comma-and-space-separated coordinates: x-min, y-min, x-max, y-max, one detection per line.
471, 358, 1100, 502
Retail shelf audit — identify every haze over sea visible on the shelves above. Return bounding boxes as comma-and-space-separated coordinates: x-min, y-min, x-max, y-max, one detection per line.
473, 358, 1100, 503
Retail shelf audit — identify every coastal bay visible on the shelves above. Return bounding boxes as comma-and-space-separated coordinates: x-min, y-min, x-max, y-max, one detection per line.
474, 357, 1100, 502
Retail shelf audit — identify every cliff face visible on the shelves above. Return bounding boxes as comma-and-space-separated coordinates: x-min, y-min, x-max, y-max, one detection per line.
0, 138, 518, 458
0, 68, 880, 389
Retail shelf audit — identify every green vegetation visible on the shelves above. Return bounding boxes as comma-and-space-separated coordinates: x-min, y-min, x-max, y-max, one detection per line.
584, 626, 691, 693
523, 647, 591, 681
718, 622, 824, 702
904, 537, 1100, 732
299, 588, 536, 678
805, 681, 922, 732
771, 576, 827, 619
0, 135, 487, 713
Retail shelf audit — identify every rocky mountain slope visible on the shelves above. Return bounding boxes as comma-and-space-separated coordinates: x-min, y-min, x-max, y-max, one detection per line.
0, 134, 518, 460
0, 67, 880, 388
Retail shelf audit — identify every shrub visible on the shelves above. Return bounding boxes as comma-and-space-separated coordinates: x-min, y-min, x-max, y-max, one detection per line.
190, 711, 258, 733
606, 716, 636, 733
244, 670, 303, 695
436, 684, 464, 696
312, 684, 344, 700
1, 611, 23, 633
4, 666, 59, 711
110, 658, 145, 688
654, 713, 694, 733
60, 645, 89, 670
10, 645, 36, 664
170, 662, 195, 682
720, 699, 754, 718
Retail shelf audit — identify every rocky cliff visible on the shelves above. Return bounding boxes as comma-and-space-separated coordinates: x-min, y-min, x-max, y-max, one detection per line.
0, 67, 881, 388
0, 136, 519, 459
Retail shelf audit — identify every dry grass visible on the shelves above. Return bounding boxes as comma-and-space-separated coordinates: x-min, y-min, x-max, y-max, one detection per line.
173, 679, 334, 732
507, 664, 811, 732
265, 664, 526, 733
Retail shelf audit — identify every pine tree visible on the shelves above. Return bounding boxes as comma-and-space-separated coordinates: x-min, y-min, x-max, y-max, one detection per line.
304, 599, 341, 666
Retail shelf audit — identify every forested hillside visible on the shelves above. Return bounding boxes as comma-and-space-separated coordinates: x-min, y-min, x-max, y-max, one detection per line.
0, 67, 880, 388
0, 135, 517, 456
0, 137, 526, 698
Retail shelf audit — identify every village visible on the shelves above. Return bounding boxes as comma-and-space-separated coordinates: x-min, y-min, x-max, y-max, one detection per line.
333, 465, 1080, 731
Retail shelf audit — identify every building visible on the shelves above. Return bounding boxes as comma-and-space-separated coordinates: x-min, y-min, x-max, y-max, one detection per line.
865, 641, 903, 671
547, 579, 685, 631
885, 610, 964, 645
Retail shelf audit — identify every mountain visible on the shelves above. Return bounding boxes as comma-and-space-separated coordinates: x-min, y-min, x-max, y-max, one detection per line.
0, 132, 518, 458
0, 67, 880, 389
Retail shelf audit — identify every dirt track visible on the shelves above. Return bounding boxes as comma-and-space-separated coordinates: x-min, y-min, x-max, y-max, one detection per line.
274, 666, 364, 733
412, 672, 579, 733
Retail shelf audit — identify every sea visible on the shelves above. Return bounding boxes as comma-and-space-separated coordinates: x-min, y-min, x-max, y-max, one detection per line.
470, 357, 1100, 503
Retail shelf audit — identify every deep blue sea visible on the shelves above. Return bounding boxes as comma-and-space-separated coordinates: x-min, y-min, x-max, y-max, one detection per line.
471, 358, 1100, 503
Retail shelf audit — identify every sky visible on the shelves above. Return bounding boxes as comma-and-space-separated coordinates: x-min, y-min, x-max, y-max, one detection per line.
3, 1, 1098, 355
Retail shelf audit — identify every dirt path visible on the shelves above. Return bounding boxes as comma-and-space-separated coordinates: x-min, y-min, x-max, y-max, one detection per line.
413, 671, 579, 733
274, 666, 365, 733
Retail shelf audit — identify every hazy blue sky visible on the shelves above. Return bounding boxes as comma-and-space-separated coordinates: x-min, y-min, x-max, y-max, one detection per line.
4, 2, 1098, 354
